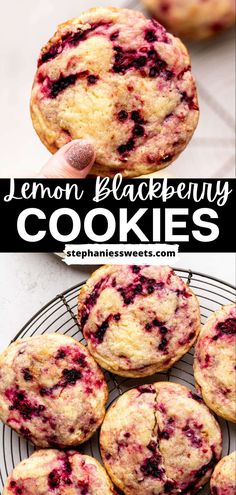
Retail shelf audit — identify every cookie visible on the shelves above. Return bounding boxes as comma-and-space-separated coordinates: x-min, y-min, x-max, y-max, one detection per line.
210, 451, 236, 495
78, 265, 201, 377
100, 381, 222, 495
0, 333, 108, 447
142, 0, 236, 40
194, 304, 236, 423
3, 449, 115, 495
30, 7, 199, 178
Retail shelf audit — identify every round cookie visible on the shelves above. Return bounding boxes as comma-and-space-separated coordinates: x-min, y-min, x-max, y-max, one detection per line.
100, 381, 222, 495
78, 265, 201, 377
210, 451, 236, 495
0, 333, 108, 447
194, 304, 236, 423
142, 0, 236, 40
3, 449, 115, 495
30, 7, 199, 178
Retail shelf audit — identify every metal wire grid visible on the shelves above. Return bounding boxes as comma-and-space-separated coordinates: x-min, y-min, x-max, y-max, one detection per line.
0, 269, 235, 494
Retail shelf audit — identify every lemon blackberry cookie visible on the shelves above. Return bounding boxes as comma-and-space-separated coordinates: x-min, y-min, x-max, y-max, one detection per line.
78, 265, 201, 377
31, 7, 199, 177
100, 381, 222, 494
3, 449, 115, 495
210, 451, 236, 495
194, 304, 236, 423
142, 0, 235, 40
0, 334, 108, 447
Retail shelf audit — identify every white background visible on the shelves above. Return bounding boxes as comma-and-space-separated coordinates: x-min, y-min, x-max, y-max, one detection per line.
0, 1, 235, 483
0, 0, 235, 177
0, 252, 235, 352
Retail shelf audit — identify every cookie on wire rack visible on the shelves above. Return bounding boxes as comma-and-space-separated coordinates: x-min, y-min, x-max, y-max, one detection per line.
0, 333, 108, 447
210, 451, 236, 495
194, 304, 236, 423
2, 449, 115, 495
100, 381, 222, 495
78, 265, 201, 377
30, 6, 199, 177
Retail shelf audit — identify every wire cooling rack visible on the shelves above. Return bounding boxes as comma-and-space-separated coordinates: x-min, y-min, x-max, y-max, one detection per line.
0, 268, 235, 494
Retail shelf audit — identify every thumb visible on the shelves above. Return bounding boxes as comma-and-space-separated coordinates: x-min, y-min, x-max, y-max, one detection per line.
38, 140, 96, 178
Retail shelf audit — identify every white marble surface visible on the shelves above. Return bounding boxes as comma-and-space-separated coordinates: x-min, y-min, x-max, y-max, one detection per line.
0, 252, 235, 352
0, 0, 235, 177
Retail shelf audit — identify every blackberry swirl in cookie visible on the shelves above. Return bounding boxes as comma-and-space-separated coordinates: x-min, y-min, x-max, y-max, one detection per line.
194, 304, 236, 423
3, 449, 115, 495
0, 334, 108, 447
210, 451, 236, 495
31, 7, 199, 177
78, 265, 201, 377
100, 381, 222, 495
142, 0, 235, 40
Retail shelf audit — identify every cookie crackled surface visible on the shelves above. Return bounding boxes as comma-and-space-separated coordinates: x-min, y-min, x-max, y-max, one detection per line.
30, 7, 199, 177
0, 334, 108, 447
100, 382, 222, 495
194, 304, 236, 423
3, 449, 115, 495
78, 265, 201, 377
210, 451, 236, 495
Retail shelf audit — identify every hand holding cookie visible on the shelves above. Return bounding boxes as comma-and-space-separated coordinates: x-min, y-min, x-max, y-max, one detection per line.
38, 139, 96, 178
31, 7, 199, 178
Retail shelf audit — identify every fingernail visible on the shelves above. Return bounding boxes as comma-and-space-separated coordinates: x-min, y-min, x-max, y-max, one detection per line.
64, 140, 95, 170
